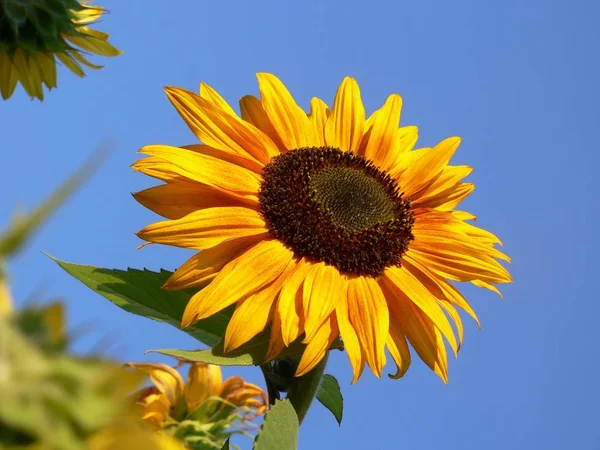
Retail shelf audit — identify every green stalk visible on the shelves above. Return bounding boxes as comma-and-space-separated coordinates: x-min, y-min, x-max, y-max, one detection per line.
285, 353, 328, 424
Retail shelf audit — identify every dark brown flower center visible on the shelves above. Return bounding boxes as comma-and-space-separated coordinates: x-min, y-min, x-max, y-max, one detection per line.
258, 147, 414, 277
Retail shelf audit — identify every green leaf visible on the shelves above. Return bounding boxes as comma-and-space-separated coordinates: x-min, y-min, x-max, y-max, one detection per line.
50, 258, 232, 347
253, 400, 298, 450
316, 374, 343, 426
151, 334, 343, 367
150, 346, 257, 367
220, 438, 230, 450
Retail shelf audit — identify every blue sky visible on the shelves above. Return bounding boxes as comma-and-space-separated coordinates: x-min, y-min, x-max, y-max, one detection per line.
2, 0, 599, 448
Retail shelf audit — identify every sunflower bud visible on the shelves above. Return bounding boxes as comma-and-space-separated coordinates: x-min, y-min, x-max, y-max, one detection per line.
129, 360, 268, 447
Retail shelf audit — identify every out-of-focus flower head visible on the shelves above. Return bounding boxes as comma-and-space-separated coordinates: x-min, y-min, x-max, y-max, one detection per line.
0, 0, 120, 100
128, 360, 268, 447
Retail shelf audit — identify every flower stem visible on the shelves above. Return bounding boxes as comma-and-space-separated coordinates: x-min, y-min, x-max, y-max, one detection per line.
259, 363, 280, 407
286, 354, 328, 424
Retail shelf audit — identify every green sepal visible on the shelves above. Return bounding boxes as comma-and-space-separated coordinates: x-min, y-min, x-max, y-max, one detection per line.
3, 2, 28, 29
49, 258, 232, 347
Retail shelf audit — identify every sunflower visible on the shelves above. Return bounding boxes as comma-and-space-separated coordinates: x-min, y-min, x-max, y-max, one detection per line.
0, 0, 120, 100
128, 361, 267, 430
133, 74, 512, 383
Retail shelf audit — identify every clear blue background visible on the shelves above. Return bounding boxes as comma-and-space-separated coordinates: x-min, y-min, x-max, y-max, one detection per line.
2, 0, 598, 448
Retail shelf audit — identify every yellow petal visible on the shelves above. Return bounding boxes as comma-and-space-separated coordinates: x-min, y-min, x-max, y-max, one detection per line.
325, 77, 365, 152
56, 52, 85, 77
137, 391, 170, 428
131, 156, 183, 182
308, 97, 330, 146
277, 258, 313, 345
136, 206, 267, 250
383, 126, 420, 175
407, 247, 510, 285
72, 5, 104, 24
65, 27, 121, 57
383, 287, 448, 383
335, 289, 364, 383
295, 315, 339, 377
384, 266, 458, 357
359, 94, 402, 168
396, 137, 462, 197
138, 145, 262, 203
410, 165, 473, 207
182, 143, 264, 175
0, 54, 18, 100
347, 277, 388, 377
127, 363, 184, 406
413, 212, 510, 263
302, 262, 343, 342
401, 259, 465, 348
133, 182, 249, 220
224, 258, 298, 352
12, 51, 42, 99
386, 313, 411, 379
452, 210, 476, 222
438, 301, 464, 350
35, 53, 57, 89
184, 363, 223, 411
455, 218, 504, 246
199, 82, 237, 116
71, 50, 103, 70
182, 239, 293, 327
163, 234, 267, 290
395, 126, 419, 153
414, 221, 511, 269
420, 183, 475, 211
405, 255, 481, 327
471, 279, 504, 298
257, 73, 315, 149
220, 377, 267, 410
239, 95, 286, 150
165, 86, 278, 165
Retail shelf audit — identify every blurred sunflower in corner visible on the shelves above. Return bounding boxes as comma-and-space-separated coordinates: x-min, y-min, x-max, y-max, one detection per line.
128, 360, 268, 448
0, 288, 186, 450
0, 0, 120, 100
0, 153, 184, 449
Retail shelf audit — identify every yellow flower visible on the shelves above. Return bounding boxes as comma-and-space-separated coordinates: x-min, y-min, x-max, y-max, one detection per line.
88, 424, 187, 450
0, 0, 120, 100
133, 74, 512, 383
128, 361, 267, 428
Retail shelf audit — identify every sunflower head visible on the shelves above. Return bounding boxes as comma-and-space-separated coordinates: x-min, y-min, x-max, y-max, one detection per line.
0, 0, 120, 100
128, 360, 267, 444
134, 73, 512, 384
